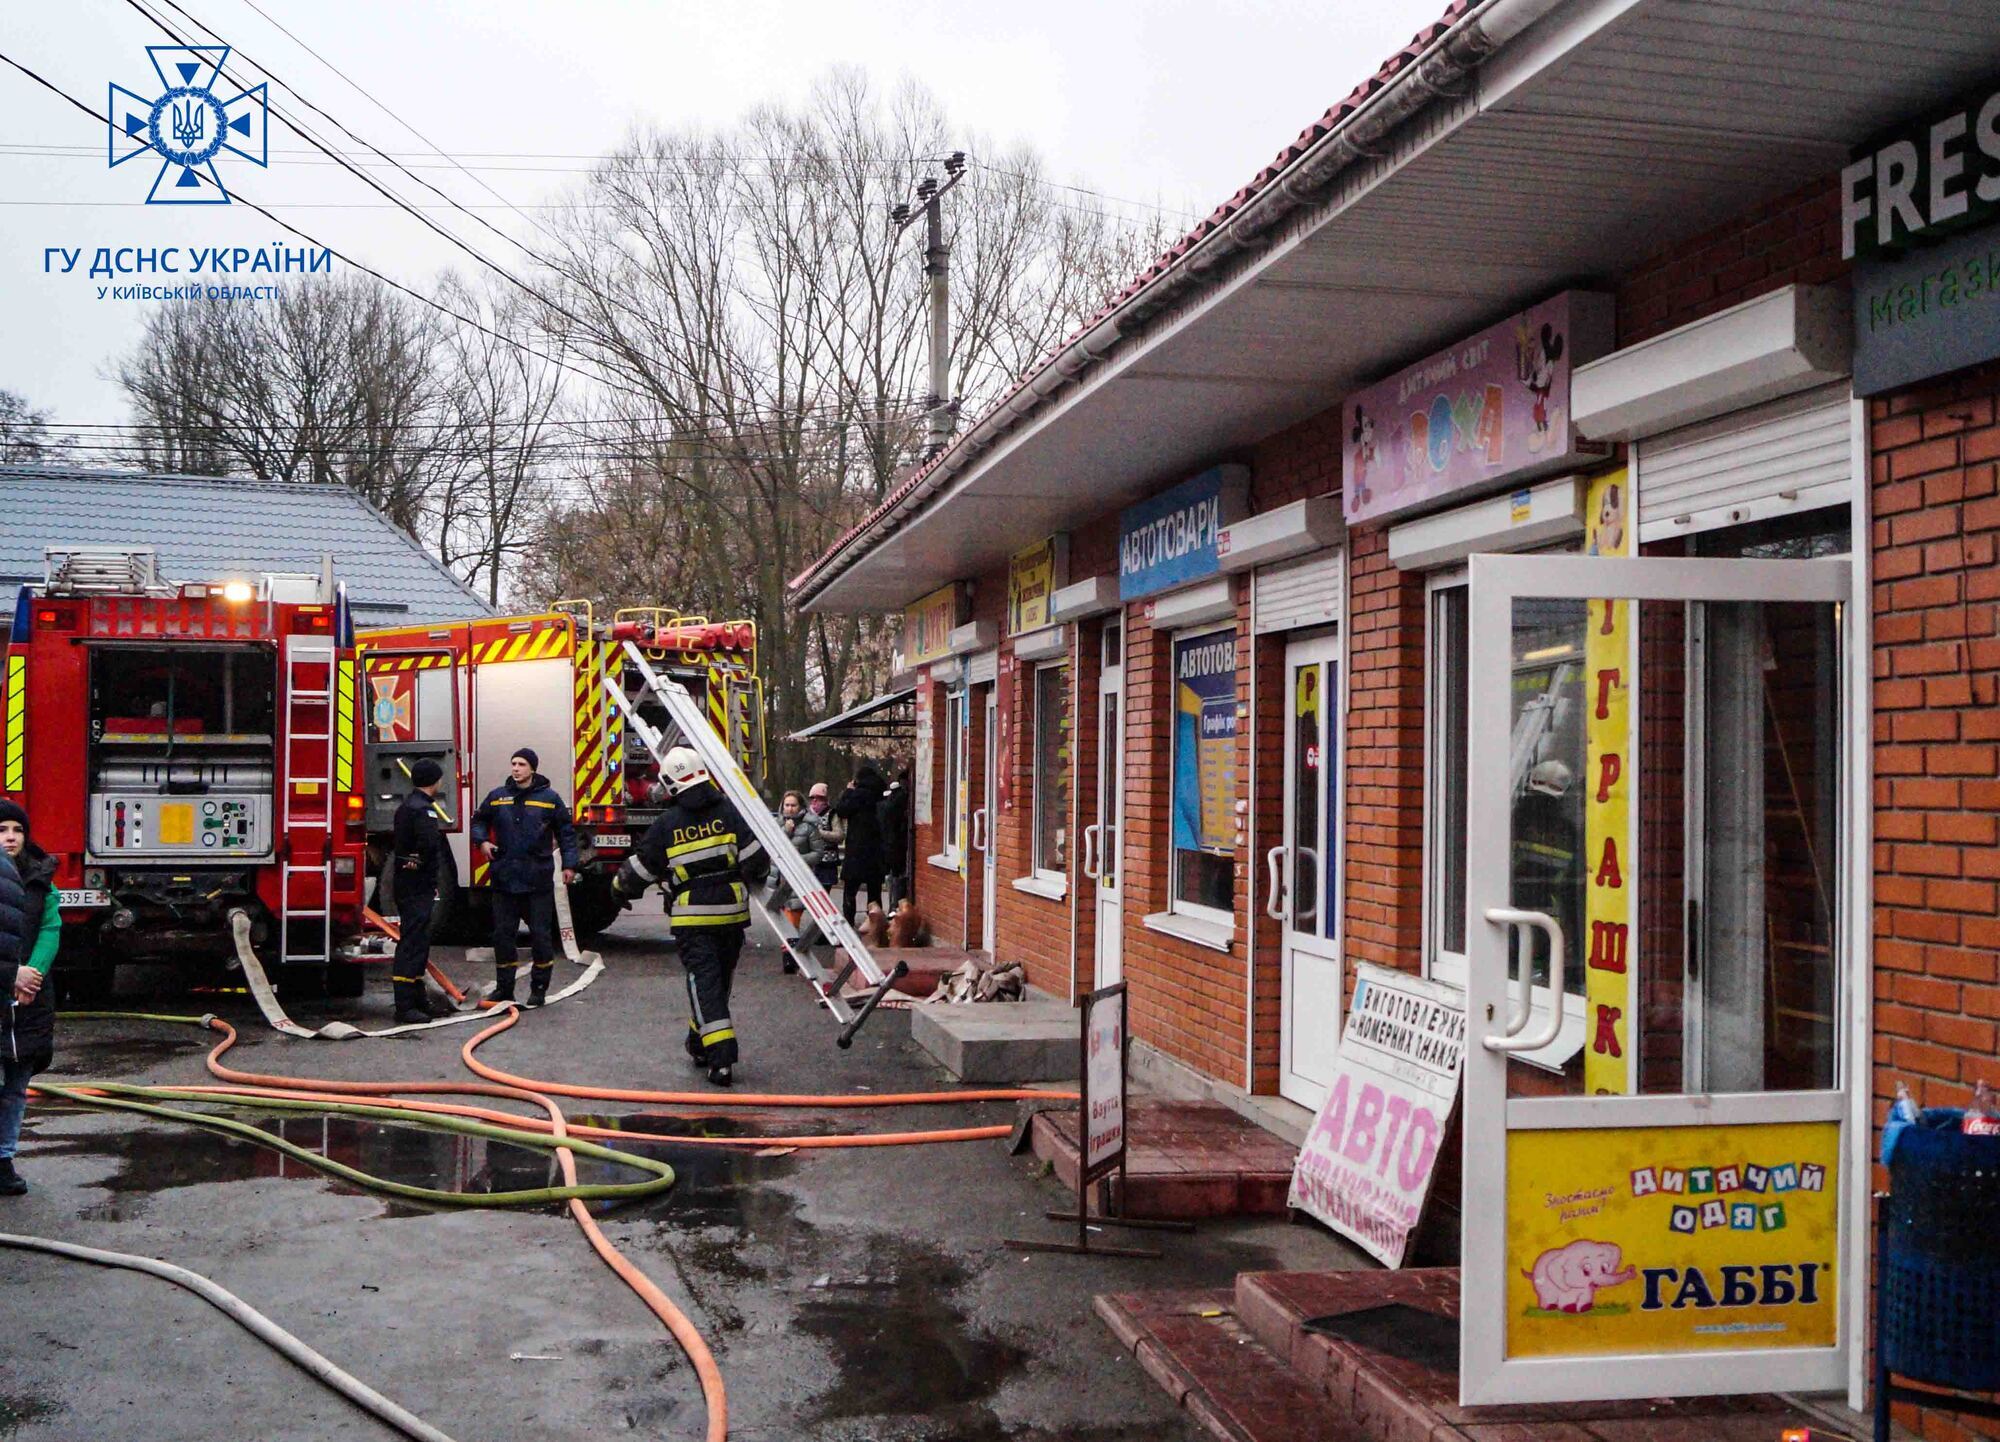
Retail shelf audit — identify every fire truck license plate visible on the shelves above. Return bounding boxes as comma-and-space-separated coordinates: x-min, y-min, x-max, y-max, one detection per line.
595, 833, 631, 850
59, 889, 112, 908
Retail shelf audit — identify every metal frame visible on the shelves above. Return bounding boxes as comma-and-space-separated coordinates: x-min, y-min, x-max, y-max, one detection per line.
1029, 659, 1070, 884
1084, 616, 1125, 991
1423, 567, 1470, 989
1165, 619, 1238, 928
1460, 552, 1853, 1407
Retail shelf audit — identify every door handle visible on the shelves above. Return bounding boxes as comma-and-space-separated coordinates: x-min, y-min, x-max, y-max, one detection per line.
1296, 846, 1321, 924
1481, 907, 1567, 1053
1264, 846, 1288, 921
971, 807, 987, 853
1081, 824, 1100, 880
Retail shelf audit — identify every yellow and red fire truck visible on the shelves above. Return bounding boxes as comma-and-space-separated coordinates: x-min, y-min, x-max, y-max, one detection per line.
356, 603, 762, 941
0, 548, 371, 1002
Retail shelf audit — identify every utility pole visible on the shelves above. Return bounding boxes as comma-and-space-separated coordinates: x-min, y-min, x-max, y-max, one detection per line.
891, 151, 967, 456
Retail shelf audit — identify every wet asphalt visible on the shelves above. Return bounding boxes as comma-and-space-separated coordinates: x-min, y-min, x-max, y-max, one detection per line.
0, 899, 1362, 1440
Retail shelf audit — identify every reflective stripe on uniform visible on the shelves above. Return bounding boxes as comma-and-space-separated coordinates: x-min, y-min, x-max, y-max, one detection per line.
524, 799, 556, 809
666, 832, 735, 858
627, 854, 657, 882
700, 1026, 736, 1046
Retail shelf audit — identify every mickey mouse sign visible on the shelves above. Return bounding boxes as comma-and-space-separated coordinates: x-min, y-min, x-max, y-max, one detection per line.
1341, 291, 1615, 527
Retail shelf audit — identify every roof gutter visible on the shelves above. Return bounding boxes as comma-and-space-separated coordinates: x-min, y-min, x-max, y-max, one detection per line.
792, 0, 1572, 611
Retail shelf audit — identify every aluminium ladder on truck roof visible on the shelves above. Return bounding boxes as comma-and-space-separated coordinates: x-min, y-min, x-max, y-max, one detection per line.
606, 640, 907, 1048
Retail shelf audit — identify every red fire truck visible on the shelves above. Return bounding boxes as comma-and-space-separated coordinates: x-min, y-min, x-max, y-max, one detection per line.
0, 548, 371, 1002
357, 603, 762, 943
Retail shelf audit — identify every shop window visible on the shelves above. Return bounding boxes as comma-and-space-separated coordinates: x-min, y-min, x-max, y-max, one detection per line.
1031, 662, 1070, 879
1685, 507, 1848, 1092
1169, 626, 1237, 920
1426, 577, 1470, 980
939, 687, 966, 865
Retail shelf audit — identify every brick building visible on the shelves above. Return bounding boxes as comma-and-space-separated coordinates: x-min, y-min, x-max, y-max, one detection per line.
793, 1, 2000, 1426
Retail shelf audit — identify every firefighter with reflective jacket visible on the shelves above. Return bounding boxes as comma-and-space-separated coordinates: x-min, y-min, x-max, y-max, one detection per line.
471, 747, 580, 1008
388, 758, 449, 1025
615, 746, 768, 1086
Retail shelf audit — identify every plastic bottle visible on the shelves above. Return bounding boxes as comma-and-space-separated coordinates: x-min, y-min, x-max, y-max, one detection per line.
1965, 1079, 1998, 1137
1882, 1081, 1919, 1166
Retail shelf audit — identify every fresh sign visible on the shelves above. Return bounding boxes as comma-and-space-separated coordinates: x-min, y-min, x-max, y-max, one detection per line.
1842, 83, 2000, 260
902, 583, 963, 667
1007, 535, 1065, 635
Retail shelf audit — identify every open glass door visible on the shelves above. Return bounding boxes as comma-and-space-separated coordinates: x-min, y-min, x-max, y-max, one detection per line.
1460, 551, 1853, 1406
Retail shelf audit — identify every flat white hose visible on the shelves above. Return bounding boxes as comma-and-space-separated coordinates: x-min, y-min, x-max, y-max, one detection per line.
0, 1232, 461, 1442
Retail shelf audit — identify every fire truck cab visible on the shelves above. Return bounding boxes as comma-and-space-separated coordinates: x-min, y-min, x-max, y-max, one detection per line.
357, 604, 763, 943
2, 548, 370, 1002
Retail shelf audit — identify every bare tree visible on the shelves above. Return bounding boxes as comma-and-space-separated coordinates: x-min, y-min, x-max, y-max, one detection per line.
530, 70, 1164, 779
430, 274, 568, 604
114, 275, 447, 532
0, 390, 73, 464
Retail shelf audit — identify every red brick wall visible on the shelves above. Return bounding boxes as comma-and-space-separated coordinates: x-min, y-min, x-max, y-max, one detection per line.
1872, 364, 2000, 1441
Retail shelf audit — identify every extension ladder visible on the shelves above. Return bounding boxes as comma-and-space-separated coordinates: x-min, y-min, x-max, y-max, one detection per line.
280, 635, 337, 965
607, 641, 907, 1047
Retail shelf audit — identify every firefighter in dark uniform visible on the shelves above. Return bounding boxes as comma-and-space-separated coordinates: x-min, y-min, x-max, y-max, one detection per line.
614, 746, 768, 1086
471, 747, 580, 1008
389, 758, 447, 1025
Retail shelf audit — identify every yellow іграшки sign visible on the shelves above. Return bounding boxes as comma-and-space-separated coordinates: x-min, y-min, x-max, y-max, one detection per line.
1583, 467, 1634, 1094
1506, 1121, 1838, 1359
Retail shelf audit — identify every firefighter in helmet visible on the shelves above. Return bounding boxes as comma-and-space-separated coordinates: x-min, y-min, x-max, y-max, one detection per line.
614, 745, 768, 1086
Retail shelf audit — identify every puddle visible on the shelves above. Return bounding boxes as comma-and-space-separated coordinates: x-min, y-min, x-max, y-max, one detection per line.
797, 1235, 1029, 1424
31, 1108, 801, 1224
0, 1393, 62, 1437
42, 1036, 190, 1078
572, 1112, 801, 1229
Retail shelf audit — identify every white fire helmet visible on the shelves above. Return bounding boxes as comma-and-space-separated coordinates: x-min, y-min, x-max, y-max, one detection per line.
1527, 758, 1574, 797
663, 746, 711, 797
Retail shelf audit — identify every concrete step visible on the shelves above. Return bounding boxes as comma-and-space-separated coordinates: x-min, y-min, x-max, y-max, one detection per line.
908, 996, 1080, 1082
830, 946, 966, 997
1231, 1268, 1837, 1442
1094, 1289, 1363, 1442
1032, 1100, 1296, 1219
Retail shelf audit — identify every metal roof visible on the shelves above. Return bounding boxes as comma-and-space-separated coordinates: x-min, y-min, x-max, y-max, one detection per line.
792, 0, 2000, 613
0, 464, 494, 621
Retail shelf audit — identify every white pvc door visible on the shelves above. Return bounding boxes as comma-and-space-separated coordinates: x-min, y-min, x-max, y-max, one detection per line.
1459, 552, 1853, 1407
1085, 621, 1124, 987
1273, 633, 1342, 1108
979, 692, 998, 954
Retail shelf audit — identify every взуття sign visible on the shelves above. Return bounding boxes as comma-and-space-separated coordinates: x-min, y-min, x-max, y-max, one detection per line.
1342, 291, 1613, 528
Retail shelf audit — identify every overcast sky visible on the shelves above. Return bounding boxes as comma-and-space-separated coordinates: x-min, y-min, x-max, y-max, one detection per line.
1, 0, 1447, 433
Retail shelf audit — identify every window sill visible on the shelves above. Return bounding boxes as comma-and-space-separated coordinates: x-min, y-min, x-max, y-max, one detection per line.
926, 853, 963, 873
1012, 875, 1067, 901
1142, 910, 1234, 953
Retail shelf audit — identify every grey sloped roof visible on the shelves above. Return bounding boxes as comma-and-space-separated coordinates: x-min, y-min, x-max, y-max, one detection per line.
0, 464, 493, 621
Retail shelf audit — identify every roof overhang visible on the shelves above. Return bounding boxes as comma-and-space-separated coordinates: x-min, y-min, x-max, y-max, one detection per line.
789, 686, 917, 743
797, 0, 2000, 613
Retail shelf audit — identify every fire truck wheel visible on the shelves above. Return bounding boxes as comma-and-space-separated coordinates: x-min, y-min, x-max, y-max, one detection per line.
57, 951, 114, 1007
567, 871, 623, 942
325, 960, 367, 999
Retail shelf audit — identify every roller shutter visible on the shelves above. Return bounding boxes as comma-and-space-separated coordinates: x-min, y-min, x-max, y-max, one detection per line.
1636, 383, 1852, 543
1254, 548, 1344, 636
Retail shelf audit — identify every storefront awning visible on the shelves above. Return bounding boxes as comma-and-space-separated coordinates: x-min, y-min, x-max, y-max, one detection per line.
788, 686, 916, 743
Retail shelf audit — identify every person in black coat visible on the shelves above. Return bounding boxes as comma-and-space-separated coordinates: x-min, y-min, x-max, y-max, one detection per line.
613, 747, 769, 1086
878, 766, 912, 910
389, 758, 450, 1025
832, 763, 889, 925
0, 799, 52, 1197
470, 747, 580, 1007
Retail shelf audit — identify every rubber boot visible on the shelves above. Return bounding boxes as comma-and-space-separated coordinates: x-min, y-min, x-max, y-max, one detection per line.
707, 1062, 734, 1088
0, 1159, 26, 1196
393, 978, 430, 1026
685, 1025, 707, 1069
491, 967, 516, 1004
423, 988, 454, 1018
525, 976, 550, 1009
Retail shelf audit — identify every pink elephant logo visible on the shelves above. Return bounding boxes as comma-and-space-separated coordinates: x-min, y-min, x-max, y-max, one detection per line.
1525, 1239, 1636, 1313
